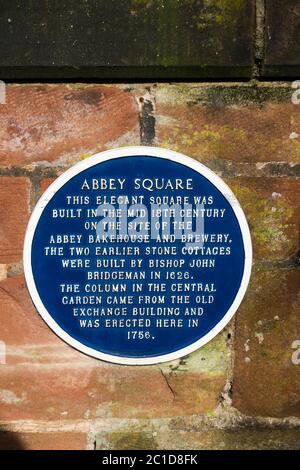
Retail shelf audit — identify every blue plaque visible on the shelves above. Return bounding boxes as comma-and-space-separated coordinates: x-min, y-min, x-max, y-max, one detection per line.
24, 147, 252, 365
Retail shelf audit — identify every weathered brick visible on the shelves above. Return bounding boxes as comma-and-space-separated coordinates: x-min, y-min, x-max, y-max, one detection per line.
0, 364, 98, 421
0, 177, 31, 263
0, 360, 222, 421
87, 337, 228, 419
0, 331, 228, 421
1, 273, 228, 420
0, 275, 102, 368
95, 426, 300, 450
0, 275, 60, 347
0, 85, 139, 167
155, 84, 300, 164
226, 177, 300, 262
0, 41, 298, 453
233, 268, 300, 418
0, 430, 87, 450
39, 177, 56, 195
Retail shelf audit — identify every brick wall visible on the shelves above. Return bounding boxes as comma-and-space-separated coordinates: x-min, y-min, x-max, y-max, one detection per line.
0, 82, 299, 450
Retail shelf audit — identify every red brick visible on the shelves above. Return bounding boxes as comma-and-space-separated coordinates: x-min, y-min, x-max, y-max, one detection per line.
226, 177, 300, 262
0, 365, 97, 421
0, 365, 225, 421
0, 275, 100, 367
233, 268, 300, 418
0, 177, 31, 263
0, 342, 226, 421
0, 276, 60, 347
0, 431, 87, 450
0, 348, 226, 420
40, 177, 56, 195
0, 85, 138, 166
87, 365, 225, 419
0, 274, 227, 421
1, 275, 226, 420
156, 84, 299, 164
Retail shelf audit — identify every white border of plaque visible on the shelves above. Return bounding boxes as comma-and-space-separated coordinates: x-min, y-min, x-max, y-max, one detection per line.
24, 146, 252, 365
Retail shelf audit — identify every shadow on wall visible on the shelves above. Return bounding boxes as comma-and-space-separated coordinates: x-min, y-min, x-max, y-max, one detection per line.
0, 428, 25, 450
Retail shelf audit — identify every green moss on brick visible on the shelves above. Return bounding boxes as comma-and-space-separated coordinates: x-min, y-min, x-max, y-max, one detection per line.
230, 183, 295, 260
104, 430, 158, 450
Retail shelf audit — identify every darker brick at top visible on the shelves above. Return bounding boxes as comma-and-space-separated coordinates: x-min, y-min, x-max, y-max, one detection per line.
263, 0, 300, 77
0, 0, 254, 80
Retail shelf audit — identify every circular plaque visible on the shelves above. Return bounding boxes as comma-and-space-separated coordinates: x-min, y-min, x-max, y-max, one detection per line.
24, 146, 252, 365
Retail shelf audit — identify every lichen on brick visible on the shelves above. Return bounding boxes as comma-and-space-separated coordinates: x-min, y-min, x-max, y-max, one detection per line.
228, 181, 296, 261
156, 84, 300, 164
111, 431, 157, 450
